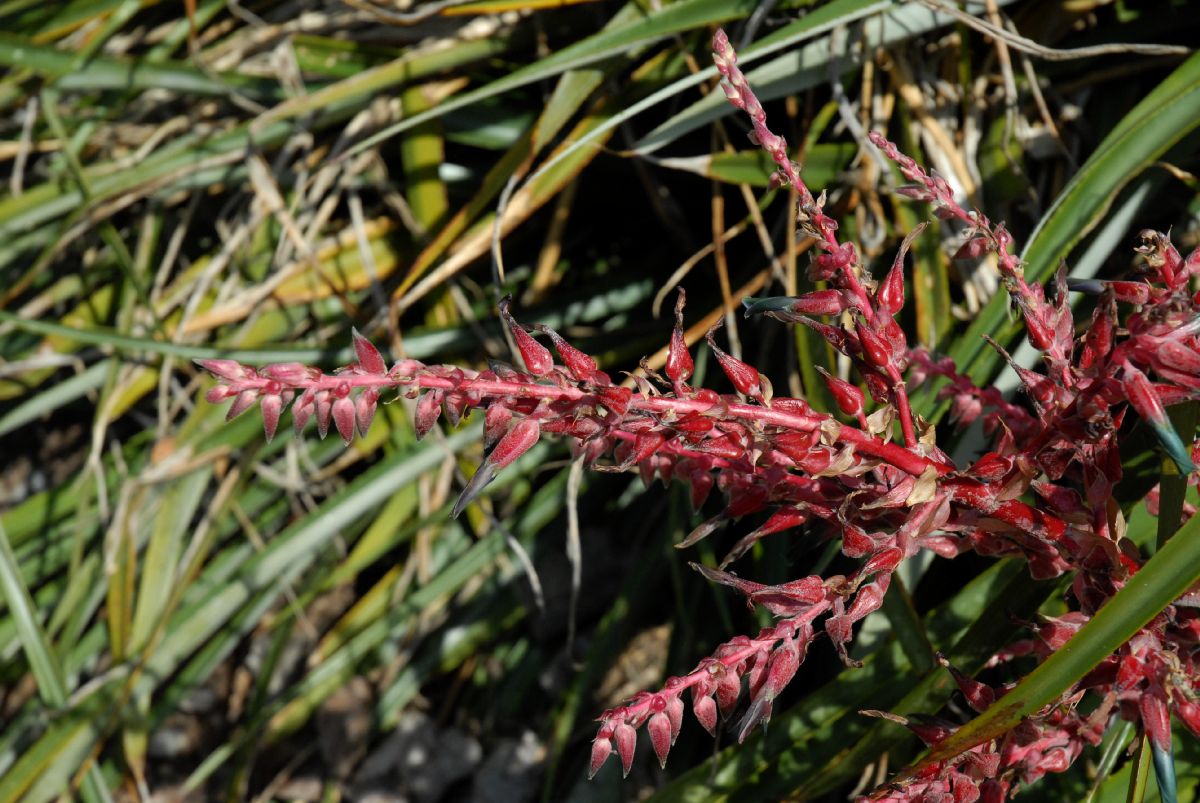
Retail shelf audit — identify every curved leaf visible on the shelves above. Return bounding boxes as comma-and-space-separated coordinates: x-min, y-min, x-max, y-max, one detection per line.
909, 506, 1200, 771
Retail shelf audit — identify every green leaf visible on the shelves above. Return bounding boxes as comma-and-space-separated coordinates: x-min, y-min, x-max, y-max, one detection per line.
343, 0, 765, 161
0, 520, 67, 706
631, 0, 984, 155
913, 506, 1200, 770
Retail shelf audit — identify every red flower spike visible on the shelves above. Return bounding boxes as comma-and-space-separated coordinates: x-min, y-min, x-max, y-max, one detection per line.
614, 722, 637, 777
772, 431, 819, 462
596, 385, 633, 416
260, 362, 312, 383
499, 296, 554, 376
706, 322, 768, 404
1079, 298, 1116, 372
537, 325, 597, 381
815, 366, 865, 417
861, 546, 903, 576
351, 328, 387, 374
1016, 298, 1054, 352
666, 289, 694, 388
902, 714, 957, 746
588, 736, 613, 779
647, 712, 672, 768
674, 414, 714, 436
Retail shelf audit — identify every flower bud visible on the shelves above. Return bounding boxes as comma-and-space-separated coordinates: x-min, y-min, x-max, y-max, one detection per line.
351, 328, 387, 374
332, 396, 356, 445
693, 694, 718, 736
260, 394, 284, 443
614, 722, 637, 777
854, 318, 892, 369
816, 367, 864, 417
1122, 360, 1196, 473
537, 325, 597, 381
196, 358, 250, 381
491, 417, 541, 469
707, 324, 769, 404
499, 297, 553, 376
227, 389, 258, 421
876, 223, 924, 316
588, 735, 613, 779
355, 388, 379, 437
648, 712, 672, 768
414, 390, 444, 440
666, 290, 694, 387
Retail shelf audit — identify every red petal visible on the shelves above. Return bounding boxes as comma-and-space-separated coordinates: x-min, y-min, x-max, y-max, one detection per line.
693, 694, 718, 736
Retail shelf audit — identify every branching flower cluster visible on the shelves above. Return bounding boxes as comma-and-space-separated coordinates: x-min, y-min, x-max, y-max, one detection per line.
198, 29, 1200, 801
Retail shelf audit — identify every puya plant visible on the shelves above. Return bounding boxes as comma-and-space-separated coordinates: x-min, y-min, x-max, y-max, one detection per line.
198, 29, 1200, 801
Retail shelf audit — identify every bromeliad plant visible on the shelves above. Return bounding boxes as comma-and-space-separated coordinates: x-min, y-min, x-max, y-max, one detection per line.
199, 29, 1200, 801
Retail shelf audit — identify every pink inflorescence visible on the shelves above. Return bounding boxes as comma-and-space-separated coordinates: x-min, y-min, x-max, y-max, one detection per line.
199, 28, 1200, 800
